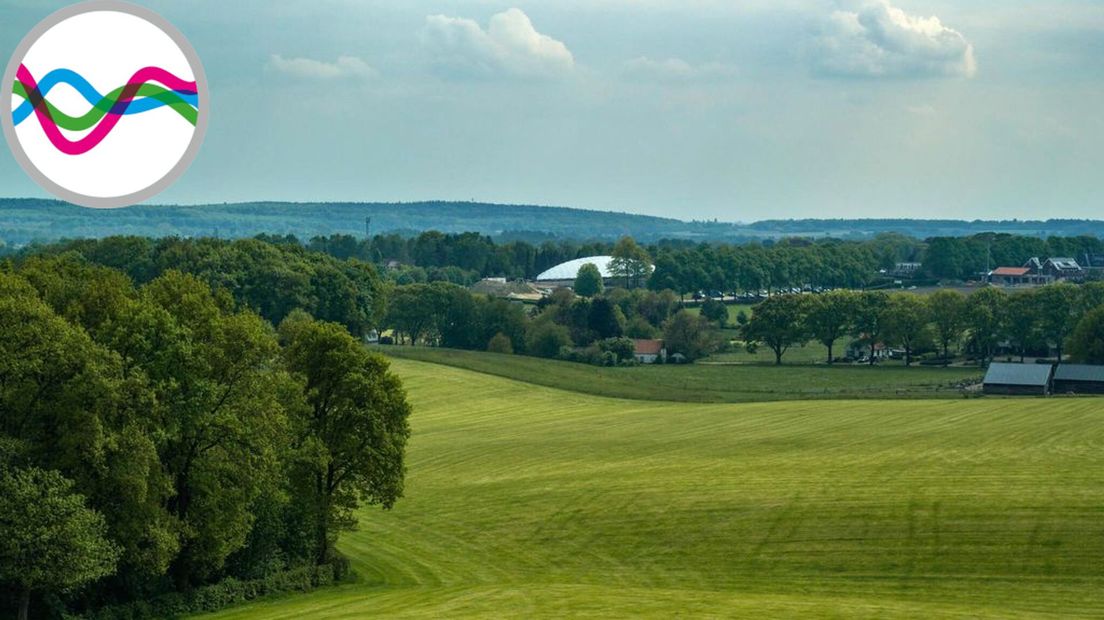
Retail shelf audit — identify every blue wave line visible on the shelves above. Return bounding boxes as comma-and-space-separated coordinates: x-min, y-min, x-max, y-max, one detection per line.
11, 68, 199, 125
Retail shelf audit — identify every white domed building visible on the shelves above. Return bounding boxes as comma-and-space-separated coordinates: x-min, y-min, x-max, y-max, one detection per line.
534, 256, 615, 288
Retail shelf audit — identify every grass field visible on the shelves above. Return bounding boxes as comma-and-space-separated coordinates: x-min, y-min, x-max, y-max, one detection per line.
382, 346, 980, 402
198, 358, 1104, 619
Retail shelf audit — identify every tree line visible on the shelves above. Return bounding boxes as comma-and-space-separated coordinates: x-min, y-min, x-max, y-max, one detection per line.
742, 283, 1104, 366
0, 255, 409, 619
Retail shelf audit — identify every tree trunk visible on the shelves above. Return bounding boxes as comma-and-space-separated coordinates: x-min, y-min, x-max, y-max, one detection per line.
905, 344, 912, 367
869, 341, 876, 366
19, 587, 30, 620
827, 341, 834, 365
943, 341, 950, 367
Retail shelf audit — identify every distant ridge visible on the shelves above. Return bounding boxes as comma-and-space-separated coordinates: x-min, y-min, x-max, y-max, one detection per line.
1, 198, 1102, 246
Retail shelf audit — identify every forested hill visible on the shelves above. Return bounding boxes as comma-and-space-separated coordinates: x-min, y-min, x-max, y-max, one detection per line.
1, 198, 1103, 246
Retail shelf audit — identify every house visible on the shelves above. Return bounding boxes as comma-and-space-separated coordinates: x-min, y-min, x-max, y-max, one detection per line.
982, 362, 1054, 396
1042, 257, 1084, 281
988, 267, 1033, 286
891, 262, 922, 277
1052, 364, 1104, 395
633, 339, 667, 364
846, 338, 891, 362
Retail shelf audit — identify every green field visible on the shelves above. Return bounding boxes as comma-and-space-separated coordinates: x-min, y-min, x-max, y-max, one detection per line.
382, 346, 979, 402
198, 357, 1104, 619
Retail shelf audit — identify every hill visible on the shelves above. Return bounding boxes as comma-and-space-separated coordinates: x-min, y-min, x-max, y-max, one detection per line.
196, 358, 1104, 619
3, 198, 1104, 246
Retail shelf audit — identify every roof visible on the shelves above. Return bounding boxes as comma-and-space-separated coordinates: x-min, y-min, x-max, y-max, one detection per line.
1053, 364, 1104, 382
633, 339, 664, 355
991, 267, 1030, 277
1045, 257, 1082, 270
535, 256, 615, 281
983, 363, 1053, 387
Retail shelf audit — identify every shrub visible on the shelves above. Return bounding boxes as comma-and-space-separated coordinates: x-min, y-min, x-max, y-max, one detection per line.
487, 332, 514, 355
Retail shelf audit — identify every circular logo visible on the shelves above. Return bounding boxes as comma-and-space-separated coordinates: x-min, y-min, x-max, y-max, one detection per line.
2, 1, 207, 209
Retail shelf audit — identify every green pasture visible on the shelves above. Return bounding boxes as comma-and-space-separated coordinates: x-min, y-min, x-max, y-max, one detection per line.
382, 346, 978, 401
198, 357, 1104, 619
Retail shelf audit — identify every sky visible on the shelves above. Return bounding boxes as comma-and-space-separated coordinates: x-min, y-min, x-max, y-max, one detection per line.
2, 0, 1103, 221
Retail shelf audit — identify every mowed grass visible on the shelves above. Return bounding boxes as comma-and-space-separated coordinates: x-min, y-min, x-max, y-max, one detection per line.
199, 359, 1104, 619
383, 346, 979, 402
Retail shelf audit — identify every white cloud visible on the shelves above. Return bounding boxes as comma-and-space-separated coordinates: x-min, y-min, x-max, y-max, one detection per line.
268, 54, 378, 80
813, 0, 977, 78
421, 8, 575, 78
622, 57, 736, 81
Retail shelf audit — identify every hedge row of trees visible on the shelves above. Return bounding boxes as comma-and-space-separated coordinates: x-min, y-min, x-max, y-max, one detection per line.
742, 283, 1104, 365
0, 256, 410, 619
381, 281, 722, 363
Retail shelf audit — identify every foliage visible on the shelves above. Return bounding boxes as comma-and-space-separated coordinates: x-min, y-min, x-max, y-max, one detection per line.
573, 263, 604, 297
699, 298, 728, 327
487, 333, 514, 355
1068, 306, 1104, 364
804, 290, 857, 363
662, 311, 720, 362
881, 293, 931, 366
609, 237, 652, 289
0, 467, 120, 620
743, 295, 810, 365
526, 321, 572, 359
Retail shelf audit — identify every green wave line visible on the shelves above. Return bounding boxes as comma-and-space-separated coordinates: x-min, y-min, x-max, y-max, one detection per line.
12, 81, 198, 130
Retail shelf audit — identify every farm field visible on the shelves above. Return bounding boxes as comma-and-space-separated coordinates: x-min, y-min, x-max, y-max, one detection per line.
198, 357, 1104, 619
383, 346, 979, 402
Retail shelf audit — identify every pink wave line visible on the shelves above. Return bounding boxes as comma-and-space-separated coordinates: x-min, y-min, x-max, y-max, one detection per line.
16, 64, 198, 156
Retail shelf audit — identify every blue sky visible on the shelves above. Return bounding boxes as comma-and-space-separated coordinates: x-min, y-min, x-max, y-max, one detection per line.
2, 0, 1103, 221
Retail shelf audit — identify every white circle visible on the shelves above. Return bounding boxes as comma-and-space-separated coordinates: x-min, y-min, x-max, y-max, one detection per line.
2, 2, 207, 208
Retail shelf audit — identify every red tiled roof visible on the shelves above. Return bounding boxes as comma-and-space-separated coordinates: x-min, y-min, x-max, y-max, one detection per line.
633, 339, 664, 355
991, 267, 1030, 277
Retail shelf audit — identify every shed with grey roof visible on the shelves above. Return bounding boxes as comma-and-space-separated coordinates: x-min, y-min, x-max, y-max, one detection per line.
982, 363, 1054, 396
1053, 364, 1104, 395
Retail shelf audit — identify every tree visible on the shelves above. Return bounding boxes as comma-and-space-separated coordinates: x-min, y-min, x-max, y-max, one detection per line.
0, 467, 121, 620
588, 297, 625, 340
852, 292, 889, 366
1035, 283, 1081, 361
609, 237, 651, 289
526, 321, 572, 358
487, 332, 514, 354
965, 287, 1007, 365
804, 290, 856, 364
1003, 290, 1040, 362
744, 295, 809, 365
699, 298, 728, 327
882, 294, 930, 366
928, 289, 966, 365
1068, 306, 1104, 364
279, 314, 411, 563
625, 315, 657, 339
662, 310, 720, 362
573, 263, 604, 297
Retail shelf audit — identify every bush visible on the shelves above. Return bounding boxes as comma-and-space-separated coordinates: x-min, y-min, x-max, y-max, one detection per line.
487, 332, 514, 355
76, 561, 346, 620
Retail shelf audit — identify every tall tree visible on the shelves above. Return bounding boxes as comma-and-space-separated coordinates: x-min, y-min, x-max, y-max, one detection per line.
609, 237, 652, 289
805, 290, 857, 364
928, 289, 966, 365
573, 263, 604, 297
280, 313, 411, 563
1035, 283, 1082, 361
1068, 306, 1104, 364
1003, 290, 1041, 362
882, 294, 930, 366
852, 292, 889, 365
744, 295, 809, 365
662, 310, 720, 362
966, 287, 1007, 365
0, 467, 121, 620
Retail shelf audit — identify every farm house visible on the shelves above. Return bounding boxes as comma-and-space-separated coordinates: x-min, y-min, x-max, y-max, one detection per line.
1052, 364, 1104, 395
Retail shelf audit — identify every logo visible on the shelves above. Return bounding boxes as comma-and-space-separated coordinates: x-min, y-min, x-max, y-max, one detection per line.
2, 1, 208, 209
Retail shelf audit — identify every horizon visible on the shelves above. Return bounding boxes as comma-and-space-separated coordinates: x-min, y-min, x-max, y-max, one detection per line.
3, 1, 1103, 220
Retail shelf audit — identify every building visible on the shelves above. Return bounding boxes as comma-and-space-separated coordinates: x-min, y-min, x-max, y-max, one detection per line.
891, 262, 922, 277
1052, 364, 1104, 395
982, 362, 1054, 396
632, 339, 666, 364
988, 267, 1033, 286
1042, 257, 1084, 281
534, 256, 616, 288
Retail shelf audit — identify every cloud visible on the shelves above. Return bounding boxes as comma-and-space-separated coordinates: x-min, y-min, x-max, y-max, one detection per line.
421, 8, 575, 78
813, 0, 977, 78
268, 54, 377, 80
622, 57, 736, 81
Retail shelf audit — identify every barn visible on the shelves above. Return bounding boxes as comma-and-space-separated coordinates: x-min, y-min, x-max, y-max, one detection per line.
982, 363, 1053, 396
1052, 364, 1104, 395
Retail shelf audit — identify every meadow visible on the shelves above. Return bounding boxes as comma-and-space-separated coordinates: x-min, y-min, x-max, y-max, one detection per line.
198, 357, 1104, 619
383, 346, 980, 402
